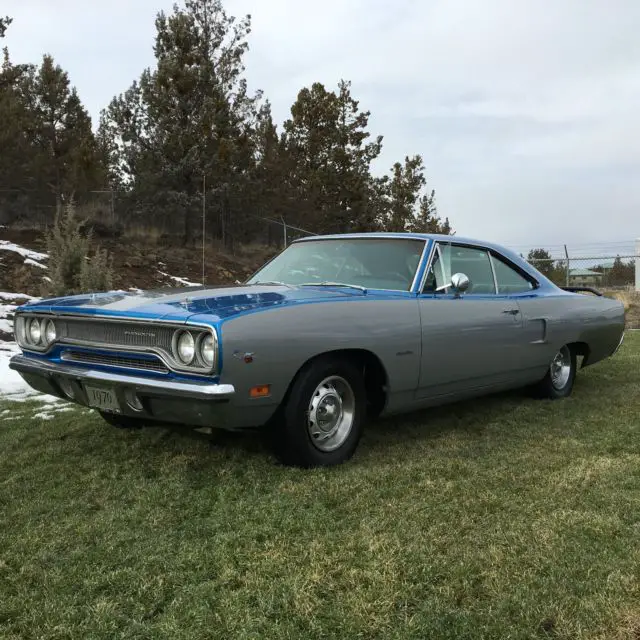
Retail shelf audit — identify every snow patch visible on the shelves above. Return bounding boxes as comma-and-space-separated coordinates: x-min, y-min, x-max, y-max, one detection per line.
0, 240, 48, 262
0, 341, 63, 404
0, 292, 38, 301
24, 257, 47, 269
33, 411, 56, 421
0, 302, 17, 335
158, 270, 202, 287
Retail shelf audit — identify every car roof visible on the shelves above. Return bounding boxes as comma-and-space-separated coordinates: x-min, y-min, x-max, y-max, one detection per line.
292, 232, 549, 284
293, 232, 513, 255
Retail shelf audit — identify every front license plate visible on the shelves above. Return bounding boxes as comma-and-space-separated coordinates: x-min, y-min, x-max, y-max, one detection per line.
85, 385, 121, 413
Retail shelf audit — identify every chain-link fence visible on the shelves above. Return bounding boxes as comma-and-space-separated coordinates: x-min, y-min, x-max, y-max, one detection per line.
526, 255, 638, 290
524, 247, 639, 329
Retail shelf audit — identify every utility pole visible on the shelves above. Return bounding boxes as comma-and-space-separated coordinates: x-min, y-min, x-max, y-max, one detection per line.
202, 173, 206, 286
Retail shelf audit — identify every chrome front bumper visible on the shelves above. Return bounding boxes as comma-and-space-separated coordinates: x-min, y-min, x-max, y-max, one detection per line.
9, 354, 236, 429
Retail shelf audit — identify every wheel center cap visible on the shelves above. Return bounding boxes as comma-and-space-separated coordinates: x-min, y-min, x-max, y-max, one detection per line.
316, 392, 341, 432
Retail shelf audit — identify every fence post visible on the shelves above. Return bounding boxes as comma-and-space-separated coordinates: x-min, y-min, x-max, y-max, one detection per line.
564, 244, 570, 287
281, 216, 287, 248
636, 238, 640, 292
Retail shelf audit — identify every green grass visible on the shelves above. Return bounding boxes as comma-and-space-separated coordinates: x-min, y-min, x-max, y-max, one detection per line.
1, 335, 640, 639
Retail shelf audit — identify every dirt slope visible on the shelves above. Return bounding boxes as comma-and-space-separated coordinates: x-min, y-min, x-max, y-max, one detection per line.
0, 228, 276, 298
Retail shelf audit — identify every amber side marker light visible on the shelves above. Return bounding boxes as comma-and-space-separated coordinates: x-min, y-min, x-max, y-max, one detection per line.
250, 385, 271, 398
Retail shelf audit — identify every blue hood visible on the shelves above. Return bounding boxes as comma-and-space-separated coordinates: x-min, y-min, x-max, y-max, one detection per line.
19, 284, 371, 324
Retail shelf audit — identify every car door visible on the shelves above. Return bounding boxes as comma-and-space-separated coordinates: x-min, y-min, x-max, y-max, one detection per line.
489, 250, 555, 377
416, 241, 530, 400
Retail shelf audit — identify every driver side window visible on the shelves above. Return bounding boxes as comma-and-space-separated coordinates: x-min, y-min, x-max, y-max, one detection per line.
423, 246, 446, 292
423, 243, 496, 294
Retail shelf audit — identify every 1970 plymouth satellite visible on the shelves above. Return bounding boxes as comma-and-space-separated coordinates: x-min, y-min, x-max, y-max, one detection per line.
10, 233, 625, 467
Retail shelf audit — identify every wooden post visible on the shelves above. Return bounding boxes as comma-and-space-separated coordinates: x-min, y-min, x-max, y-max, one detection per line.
635, 238, 640, 292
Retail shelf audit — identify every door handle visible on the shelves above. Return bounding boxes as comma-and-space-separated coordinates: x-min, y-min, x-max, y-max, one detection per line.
502, 308, 520, 315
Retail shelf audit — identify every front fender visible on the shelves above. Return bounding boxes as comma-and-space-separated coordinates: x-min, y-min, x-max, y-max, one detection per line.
206, 298, 422, 411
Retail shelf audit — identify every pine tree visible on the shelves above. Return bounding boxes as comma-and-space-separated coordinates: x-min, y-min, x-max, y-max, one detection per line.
20, 55, 103, 208
282, 80, 382, 233
409, 189, 451, 234
99, 0, 260, 248
0, 16, 11, 39
527, 248, 554, 278
381, 155, 425, 232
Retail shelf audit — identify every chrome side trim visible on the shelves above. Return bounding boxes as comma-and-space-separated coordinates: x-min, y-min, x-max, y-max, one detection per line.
409, 240, 431, 293
9, 354, 234, 399
417, 240, 438, 294
488, 253, 499, 294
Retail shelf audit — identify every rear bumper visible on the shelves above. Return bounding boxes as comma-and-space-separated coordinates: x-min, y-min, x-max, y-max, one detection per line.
9, 354, 238, 429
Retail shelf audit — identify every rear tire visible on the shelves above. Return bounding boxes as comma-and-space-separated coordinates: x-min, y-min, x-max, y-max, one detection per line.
271, 356, 366, 468
99, 411, 144, 429
535, 344, 577, 399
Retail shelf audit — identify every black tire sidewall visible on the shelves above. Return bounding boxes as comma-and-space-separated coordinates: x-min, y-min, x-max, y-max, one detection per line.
275, 357, 366, 468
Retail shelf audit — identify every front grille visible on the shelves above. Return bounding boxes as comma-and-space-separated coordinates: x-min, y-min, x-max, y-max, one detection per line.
62, 350, 169, 373
62, 318, 176, 351
17, 312, 216, 376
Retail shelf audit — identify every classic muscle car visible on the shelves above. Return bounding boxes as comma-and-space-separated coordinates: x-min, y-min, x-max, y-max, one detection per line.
10, 233, 625, 467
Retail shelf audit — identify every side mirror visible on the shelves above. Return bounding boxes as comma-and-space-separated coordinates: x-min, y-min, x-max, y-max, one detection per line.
450, 272, 470, 295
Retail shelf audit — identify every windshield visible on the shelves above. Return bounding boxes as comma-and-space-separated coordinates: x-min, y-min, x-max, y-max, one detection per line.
247, 238, 426, 291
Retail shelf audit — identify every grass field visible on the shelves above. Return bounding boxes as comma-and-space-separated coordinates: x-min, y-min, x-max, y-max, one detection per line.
1, 335, 639, 639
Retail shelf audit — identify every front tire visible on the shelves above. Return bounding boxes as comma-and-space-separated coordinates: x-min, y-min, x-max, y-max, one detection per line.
535, 344, 577, 399
271, 356, 366, 468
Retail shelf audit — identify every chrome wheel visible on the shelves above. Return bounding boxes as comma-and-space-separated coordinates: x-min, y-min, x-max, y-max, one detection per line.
307, 375, 356, 452
550, 346, 571, 390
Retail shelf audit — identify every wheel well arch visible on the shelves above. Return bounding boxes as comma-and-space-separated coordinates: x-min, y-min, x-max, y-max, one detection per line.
280, 348, 389, 419
568, 341, 591, 367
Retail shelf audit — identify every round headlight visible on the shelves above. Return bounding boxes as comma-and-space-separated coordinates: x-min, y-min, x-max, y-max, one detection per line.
28, 318, 42, 344
200, 333, 215, 367
45, 320, 57, 344
177, 331, 195, 364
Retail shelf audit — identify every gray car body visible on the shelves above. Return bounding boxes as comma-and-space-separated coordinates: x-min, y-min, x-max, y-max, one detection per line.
10, 233, 626, 429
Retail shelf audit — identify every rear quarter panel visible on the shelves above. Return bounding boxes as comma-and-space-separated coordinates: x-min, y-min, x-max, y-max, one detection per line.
517, 291, 625, 367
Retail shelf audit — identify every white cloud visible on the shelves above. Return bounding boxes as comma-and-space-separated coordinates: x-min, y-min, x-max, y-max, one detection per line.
5, 0, 640, 249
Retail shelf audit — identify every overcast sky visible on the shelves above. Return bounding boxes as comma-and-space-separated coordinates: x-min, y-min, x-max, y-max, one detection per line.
5, 0, 640, 254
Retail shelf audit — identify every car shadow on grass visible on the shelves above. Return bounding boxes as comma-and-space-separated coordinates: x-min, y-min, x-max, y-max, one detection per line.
137, 386, 532, 467
94, 362, 618, 469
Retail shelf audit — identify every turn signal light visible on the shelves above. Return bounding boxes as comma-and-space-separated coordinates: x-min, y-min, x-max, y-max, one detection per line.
249, 385, 271, 398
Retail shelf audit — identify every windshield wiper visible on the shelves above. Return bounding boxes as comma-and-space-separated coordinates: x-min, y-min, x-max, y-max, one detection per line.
300, 281, 367, 293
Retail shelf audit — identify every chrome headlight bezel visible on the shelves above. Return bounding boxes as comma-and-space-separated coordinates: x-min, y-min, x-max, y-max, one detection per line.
171, 328, 218, 372
15, 315, 27, 346
15, 315, 55, 351
175, 330, 196, 365
44, 319, 57, 345
199, 332, 215, 367
28, 317, 42, 345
